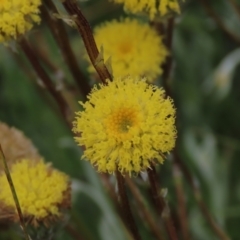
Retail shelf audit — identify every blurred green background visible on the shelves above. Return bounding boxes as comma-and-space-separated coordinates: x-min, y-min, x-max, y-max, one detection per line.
1, 0, 240, 239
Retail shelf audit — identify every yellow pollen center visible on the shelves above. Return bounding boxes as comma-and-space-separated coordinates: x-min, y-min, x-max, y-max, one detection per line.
118, 41, 132, 54
106, 107, 139, 138
0, 0, 5, 8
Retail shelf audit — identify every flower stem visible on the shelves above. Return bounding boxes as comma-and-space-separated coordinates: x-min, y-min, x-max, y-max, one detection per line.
0, 146, 30, 240
173, 150, 230, 240
101, 174, 127, 225
115, 171, 142, 240
61, 0, 112, 84
33, 38, 60, 73
125, 176, 165, 240
162, 17, 174, 97
198, 0, 240, 44
42, 1, 91, 98
147, 165, 179, 240
229, 0, 240, 18
172, 163, 191, 240
65, 224, 87, 240
19, 37, 72, 128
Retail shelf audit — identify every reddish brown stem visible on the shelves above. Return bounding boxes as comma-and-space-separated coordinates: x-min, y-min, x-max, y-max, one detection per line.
0, 146, 30, 240
116, 171, 142, 240
100, 174, 127, 226
11, 50, 61, 114
162, 17, 174, 97
199, 0, 240, 44
62, 0, 112, 84
42, 1, 91, 98
65, 224, 87, 240
229, 0, 240, 18
33, 38, 59, 73
147, 165, 179, 240
19, 37, 72, 127
173, 164, 191, 240
173, 150, 230, 240
125, 176, 165, 240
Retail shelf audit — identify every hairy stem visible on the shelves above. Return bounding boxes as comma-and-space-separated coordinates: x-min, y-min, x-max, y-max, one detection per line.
19, 37, 72, 127
199, 0, 240, 44
147, 165, 179, 240
162, 17, 174, 97
42, 1, 91, 98
173, 150, 230, 240
101, 174, 127, 226
116, 171, 142, 240
173, 164, 191, 240
125, 176, 165, 240
229, 0, 240, 18
0, 146, 30, 240
62, 0, 112, 84
65, 224, 87, 240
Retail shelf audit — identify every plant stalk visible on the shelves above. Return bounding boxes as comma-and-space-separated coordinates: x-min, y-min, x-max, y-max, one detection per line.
162, 17, 174, 97
173, 150, 230, 240
62, 0, 112, 84
42, 1, 91, 98
125, 176, 165, 240
199, 0, 240, 44
229, 0, 240, 18
147, 165, 179, 240
115, 171, 142, 240
173, 164, 191, 240
0, 146, 30, 240
19, 37, 72, 128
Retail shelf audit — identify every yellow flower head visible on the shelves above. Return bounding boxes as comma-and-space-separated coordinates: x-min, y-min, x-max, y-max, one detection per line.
0, 159, 70, 225
111, 0, 181, 19
73, 77, 176, 175
0, 0, 42, 43
88, 18, 168, 82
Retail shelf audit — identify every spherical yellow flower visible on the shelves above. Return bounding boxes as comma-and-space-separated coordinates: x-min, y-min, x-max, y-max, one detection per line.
0, 159, 70, 224
73, 77, 176, 175
88, 18, 168, 82
111, 0, 181, 19
0, 0, 42, 43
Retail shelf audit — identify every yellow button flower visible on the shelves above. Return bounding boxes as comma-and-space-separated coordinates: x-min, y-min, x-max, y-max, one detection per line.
111, 0, 182, 19
73, 77, 177, 175
0, 0, 42, 43
88, 18, 168, 82
0, 159, 70, 225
